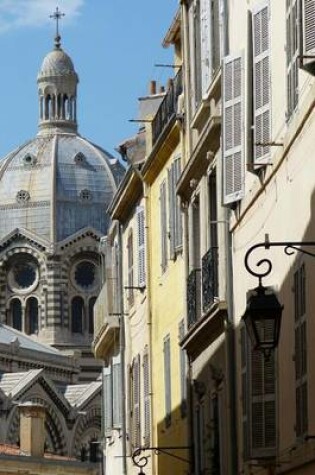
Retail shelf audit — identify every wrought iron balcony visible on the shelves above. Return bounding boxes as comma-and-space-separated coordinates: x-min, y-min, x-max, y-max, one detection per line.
187, 269, 201, 328
202, 247, 219, 312
152, 67, 183, 146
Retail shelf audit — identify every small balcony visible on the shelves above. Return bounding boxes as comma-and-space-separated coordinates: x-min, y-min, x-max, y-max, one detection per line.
202, 247, 219, 312
151, 67, 183, 146
92, 276, 120, 360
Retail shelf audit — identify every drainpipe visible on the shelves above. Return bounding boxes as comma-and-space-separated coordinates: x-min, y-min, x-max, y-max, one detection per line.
224, 209, 239, 475
118, 222, 127, 475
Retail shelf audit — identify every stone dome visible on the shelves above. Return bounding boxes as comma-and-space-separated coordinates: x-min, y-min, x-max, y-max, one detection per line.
38, 48, 77, 78
0, 134, 124, 243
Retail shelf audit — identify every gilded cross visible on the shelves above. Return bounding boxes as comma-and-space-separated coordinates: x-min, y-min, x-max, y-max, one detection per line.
50, 7, 65, 45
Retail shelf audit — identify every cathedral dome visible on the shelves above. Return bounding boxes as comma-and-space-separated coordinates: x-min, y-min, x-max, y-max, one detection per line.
0, 36, 124, 244
38, 48, 76, 78
0, 134, 123, 242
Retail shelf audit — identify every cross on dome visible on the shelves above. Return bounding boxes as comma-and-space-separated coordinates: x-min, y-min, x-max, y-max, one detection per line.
50, 7, 65, 49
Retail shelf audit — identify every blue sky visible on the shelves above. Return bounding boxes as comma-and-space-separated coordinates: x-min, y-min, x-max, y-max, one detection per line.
0, 0, 178, 158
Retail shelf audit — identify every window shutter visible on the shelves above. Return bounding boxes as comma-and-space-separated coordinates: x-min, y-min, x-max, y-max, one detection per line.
222, 52, 245, 205
160, 181, 168, 272
112, 355, 122, 428
168, 168, 176, 259
287, 0, 299, 117
132, 355, 141, 447
250, 348, 276, 457
179, 320, 187, 416
174, 158, 183, 250
137, 206, 146, 287
163, 335, 172, 425
252, 1, 271, 164
103, 366, 112, 434
200, 0, 212, 96
143, 349, 151, 446
302, 0, 315, 72
127, 232, 134, 305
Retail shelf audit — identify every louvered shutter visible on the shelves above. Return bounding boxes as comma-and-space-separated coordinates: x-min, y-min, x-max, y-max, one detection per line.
132, 355, 141, 447
179, 320, 187, 416
127, 232, 134, 304
250, 348, 276, 457
163, 336, 172, 425
200, 0, 212, 96
103, 366, 112, 434
160, 181, 168, 272
222, 53, 245, 204
112, 355, 122, 428
287, 0, 299, 116
302, 0, 315, 72
252, 1, 271, 164
168, 168, 176, 259
137, 206, 146, 287
174, 158, 183, 250
143, 349, 150, 446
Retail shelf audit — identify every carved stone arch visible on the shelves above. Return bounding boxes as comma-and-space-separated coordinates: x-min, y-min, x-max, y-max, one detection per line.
71, 405, 101, 458
6, 395, 68, 455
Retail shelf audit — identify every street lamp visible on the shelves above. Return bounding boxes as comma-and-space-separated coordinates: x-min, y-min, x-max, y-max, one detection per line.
242, 285, 283, 357
242, 236, 315, 356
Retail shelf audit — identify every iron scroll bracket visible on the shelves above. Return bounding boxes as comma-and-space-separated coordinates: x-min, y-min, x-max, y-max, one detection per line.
132, 445, 191, 471
244, 234, 315, 285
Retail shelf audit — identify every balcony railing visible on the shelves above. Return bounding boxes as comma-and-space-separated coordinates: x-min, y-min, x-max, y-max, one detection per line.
202, 247, 219, 312
152, 67, 183, 146
187, 269, 201, 328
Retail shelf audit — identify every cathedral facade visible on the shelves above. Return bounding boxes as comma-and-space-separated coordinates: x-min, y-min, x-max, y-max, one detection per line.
0, 32, 123, 379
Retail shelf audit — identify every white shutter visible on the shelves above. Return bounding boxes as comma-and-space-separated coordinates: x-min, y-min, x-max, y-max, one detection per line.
252, 1, 271, 164
137, 206, 146, 287
132, 355, 141, 447
200, 0, 212, 96
168, 168, 176, 259
112, 354, 122, 428
143, 349, 151, 446
222, 52, 245, 205
174, 158, 183, 250
302, 0, 315, 72
103, 366, 112, 434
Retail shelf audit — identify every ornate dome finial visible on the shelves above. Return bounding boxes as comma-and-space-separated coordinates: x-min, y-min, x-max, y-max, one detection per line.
49, 7, 65, 49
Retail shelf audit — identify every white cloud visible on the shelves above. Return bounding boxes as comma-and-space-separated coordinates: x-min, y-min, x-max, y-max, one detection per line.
0, 0, 84, 33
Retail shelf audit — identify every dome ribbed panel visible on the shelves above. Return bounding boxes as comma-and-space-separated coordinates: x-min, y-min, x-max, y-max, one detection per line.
0, 137, 53, 240
56, 136, 116, 241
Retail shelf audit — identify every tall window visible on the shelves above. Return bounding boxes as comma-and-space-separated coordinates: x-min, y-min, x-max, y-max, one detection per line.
143, 349, 151, 446
10, 299, 22, 331
71, 296, 84, 333
168, 157, 183, 259
25, 297, 39, 335
163, 335, 172, 426
286, 0, 299, 118
294, 263, 308, 438
137, 206, 146, 287
88, 297, 97, 334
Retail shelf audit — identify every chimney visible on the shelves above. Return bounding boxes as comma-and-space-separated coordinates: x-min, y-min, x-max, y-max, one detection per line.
149, 80, 157, 95
19, 402, 46, 457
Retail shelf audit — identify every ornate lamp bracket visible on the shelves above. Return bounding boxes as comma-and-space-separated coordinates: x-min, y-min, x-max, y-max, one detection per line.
132, 446, 191, 473
244, 234, 315, 285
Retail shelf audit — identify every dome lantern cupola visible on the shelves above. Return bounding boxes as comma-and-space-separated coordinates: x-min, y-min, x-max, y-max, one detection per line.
37, 8, 79, 135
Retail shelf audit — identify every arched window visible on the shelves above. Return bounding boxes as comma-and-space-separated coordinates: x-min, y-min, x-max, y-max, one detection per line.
71, 296, 84, 333
25, 297, 39, 335
88, 297, 97, 334
11, 299, 22, 331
